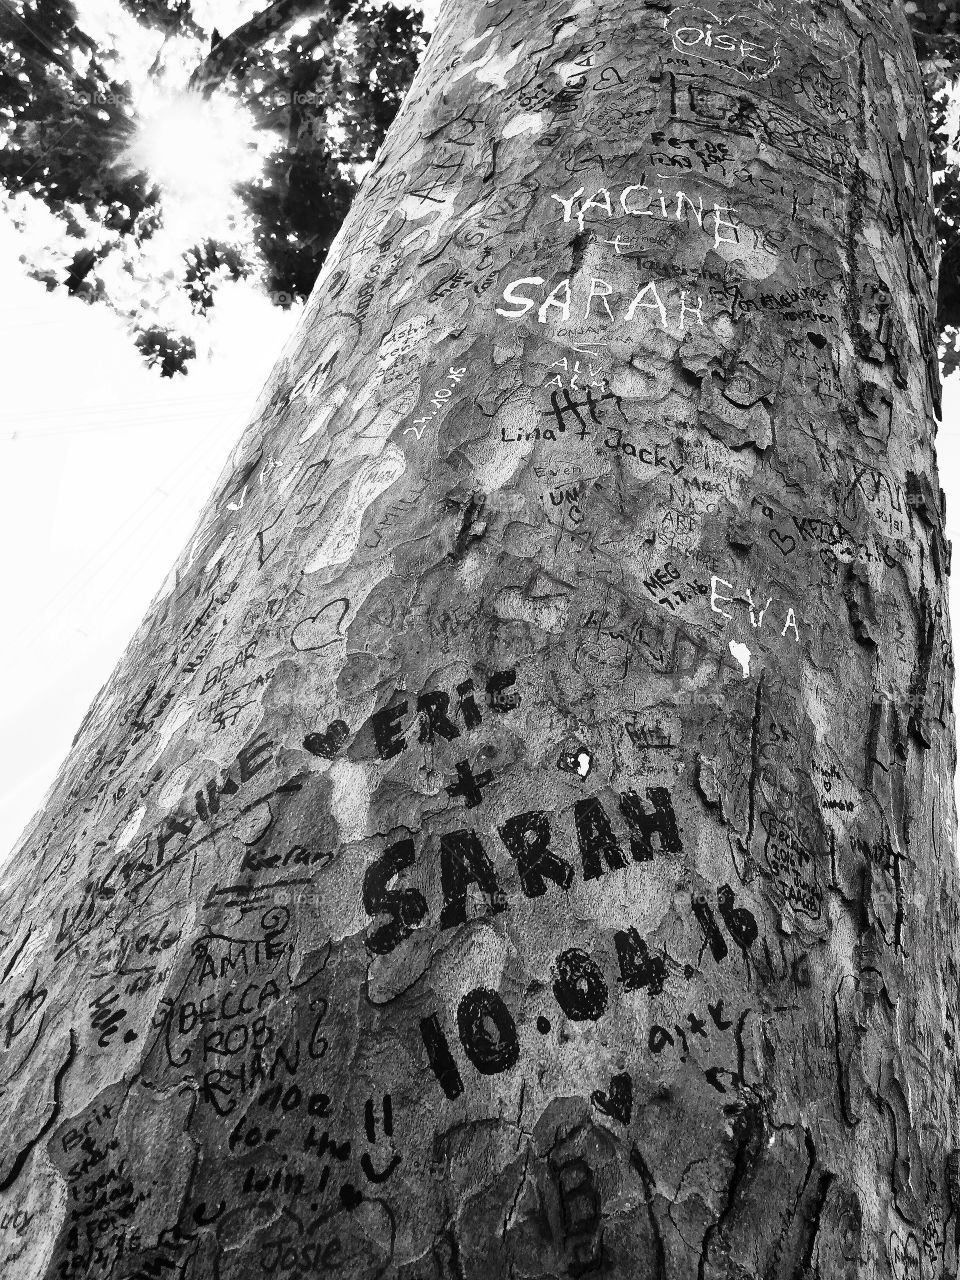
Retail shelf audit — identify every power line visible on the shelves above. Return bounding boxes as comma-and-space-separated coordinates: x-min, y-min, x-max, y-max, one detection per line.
4, 391, 255, 436
7, 391, 251, 418
6, 400, 253, 439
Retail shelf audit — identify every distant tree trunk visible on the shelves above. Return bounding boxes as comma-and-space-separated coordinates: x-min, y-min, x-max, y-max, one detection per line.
0, 0, 956, 1276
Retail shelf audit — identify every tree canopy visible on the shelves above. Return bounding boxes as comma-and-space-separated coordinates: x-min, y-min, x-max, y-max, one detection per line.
0, 0, 423, 373
911, 0, 960, 373
0, 0, 957, 375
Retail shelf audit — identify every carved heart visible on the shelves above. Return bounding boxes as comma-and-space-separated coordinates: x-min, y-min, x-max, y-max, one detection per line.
304, 720, 349, 759
290, 597, 350, 651
716, 884, 759, 951
768, 528, 796, 556
590, 1071, 633, 1125
339, 1183, 364, 1212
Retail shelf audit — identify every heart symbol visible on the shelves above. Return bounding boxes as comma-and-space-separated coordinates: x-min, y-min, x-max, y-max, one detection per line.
339, 1183, 364, 1212
768, 528, 796, 556
304, 720, 349, 759
290, 597, 350, 651
716, 884, 758, 951
590, 1071, 633, 1125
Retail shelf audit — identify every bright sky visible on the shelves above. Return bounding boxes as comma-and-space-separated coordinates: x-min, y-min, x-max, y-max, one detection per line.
0, 0, 956, 861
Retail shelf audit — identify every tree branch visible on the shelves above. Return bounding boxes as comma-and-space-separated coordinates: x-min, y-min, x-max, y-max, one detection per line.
188, 0, 355, 95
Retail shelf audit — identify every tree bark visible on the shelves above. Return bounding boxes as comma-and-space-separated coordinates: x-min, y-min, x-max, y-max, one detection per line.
1, 0, 956, 1276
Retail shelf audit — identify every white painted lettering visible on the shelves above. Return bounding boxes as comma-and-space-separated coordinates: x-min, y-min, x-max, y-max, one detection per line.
538, 278, 572, 324
621, 183, 653, 216
625, 280, 668, 326
711, 576, 735, 619
550, 187, 585, 223
496, 277, 545, 318
781, 608, 800, 641
585, 277, 615, 321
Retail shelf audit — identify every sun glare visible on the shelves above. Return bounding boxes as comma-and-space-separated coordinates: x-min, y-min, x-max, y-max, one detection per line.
122, 84, 263, 241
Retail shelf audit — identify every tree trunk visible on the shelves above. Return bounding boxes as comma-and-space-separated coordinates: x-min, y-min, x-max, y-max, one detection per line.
1, 0, 956, 1276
